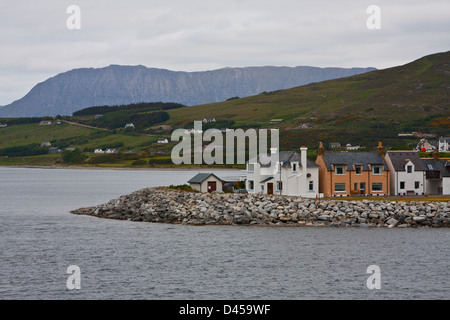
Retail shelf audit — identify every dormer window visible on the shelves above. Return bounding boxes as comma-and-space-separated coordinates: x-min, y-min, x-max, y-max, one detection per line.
355, 165, 362, 175
293, 163, 297, 172
407, 165, 413, 173
372, 165, 382, 175
335, 165, 346, 175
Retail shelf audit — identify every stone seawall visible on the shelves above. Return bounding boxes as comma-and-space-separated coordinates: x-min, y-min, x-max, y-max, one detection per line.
71, 187, 450, 228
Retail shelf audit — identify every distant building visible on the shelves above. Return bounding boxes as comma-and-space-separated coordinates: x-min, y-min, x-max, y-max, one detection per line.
202, 118, 216, 123
416, 139, 437, 152
438, 137, 450, 152
39, 121, 52, 125
94, 114, 103, 119
270, 119, 284, 123
94, 149, 105, 154
125, 123, 135, 129
105, 149, 119, 154
40, 142, 52, 148
346, 143, 361, 151
156, 138, 169, 144
0, 123, 7, 128
48, 147, 62, 154
297, 123, 313, 129
329, 142, 341, 149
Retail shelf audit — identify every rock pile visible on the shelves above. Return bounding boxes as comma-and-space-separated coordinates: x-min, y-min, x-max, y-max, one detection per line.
71, 187, 450, 228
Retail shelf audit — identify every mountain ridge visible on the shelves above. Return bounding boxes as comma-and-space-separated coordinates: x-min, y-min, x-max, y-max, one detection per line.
0, 64, 376, 117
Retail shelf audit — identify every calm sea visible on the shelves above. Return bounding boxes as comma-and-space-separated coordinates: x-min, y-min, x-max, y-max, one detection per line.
0, 167, 448, 300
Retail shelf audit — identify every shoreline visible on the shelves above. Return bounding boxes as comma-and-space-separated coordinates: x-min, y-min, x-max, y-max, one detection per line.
71, 187, 450, 228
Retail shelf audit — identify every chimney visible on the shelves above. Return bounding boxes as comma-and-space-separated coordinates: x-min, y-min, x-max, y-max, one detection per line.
433, 149, 440, 162
318, 142, 325, 156
300, 145, 308, 172
377, 141, 384, 156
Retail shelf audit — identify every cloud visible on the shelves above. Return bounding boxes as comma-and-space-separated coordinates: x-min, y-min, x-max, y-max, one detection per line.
0, 0, 449, 105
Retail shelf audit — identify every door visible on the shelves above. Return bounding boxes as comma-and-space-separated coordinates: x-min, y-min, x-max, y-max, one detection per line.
207, 181, 217, 193
267, 183, 273, 195
360, 182, 365, 195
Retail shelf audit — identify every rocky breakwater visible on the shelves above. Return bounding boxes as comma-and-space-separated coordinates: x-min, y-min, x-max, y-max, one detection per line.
71, 187, 450, 228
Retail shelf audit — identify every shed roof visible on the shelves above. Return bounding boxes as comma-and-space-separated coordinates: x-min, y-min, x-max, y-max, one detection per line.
188, 173, 223, 184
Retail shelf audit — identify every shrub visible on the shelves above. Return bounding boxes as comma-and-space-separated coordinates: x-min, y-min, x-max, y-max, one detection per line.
131, 159, 148, 166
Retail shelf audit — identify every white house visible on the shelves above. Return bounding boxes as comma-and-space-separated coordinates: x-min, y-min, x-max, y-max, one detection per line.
246, 146, 322, 198
0, 123, 7, 128
385, 151, 427, 196
94, 149, 105, 154
125, 123, 135, 129
156, 138, 169, 144
438, 137, 450, 152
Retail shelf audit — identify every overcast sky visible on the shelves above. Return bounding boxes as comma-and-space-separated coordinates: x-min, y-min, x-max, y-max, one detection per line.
0, 0, 449, 106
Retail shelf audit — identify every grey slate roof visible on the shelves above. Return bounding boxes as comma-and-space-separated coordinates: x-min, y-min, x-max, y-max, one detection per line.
249, 151, 320, 168
386, 151, 427, 171
322, 152, 387, 171
421, 159, 450, 177
188, 173, 223, 184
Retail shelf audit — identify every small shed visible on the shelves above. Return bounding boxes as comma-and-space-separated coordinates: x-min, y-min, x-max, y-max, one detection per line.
188, 173, 224, 193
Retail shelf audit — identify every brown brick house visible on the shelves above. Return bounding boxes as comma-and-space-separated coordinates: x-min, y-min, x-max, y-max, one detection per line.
315, 142, 390, 197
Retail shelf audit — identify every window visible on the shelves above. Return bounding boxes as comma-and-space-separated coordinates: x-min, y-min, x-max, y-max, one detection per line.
261, 185, 264, 191
372, 183, 383, 191
248, 163, 255, 172
293, 163, 297, 172
355, 166, 362, 175
415, 181, 420, 189
248, 180, 254, 190
309, 181, 314, 191
407, 165, 412, 173
277, 181, 283, 191
335, 165, 346, 175
400, 181, 405, 189
334, 183, 346, 192
372, 165, 382, 175
354, 183, 358, 190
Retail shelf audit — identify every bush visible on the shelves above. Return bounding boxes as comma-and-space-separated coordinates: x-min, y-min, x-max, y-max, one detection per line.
62, 149, 87, 164
168, 184, 198, 192
0, 144, 48, 157
131, 159, 148, 166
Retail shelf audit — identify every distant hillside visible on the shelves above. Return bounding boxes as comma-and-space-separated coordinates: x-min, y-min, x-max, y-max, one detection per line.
0, 65, 375, 117
167, 51, 450, 149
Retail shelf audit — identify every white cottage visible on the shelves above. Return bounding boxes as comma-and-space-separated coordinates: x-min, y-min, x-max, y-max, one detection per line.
246, 146, 321, 198
385, 151, 427, 196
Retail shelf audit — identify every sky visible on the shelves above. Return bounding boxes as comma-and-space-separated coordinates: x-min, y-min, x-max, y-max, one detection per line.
0, 0, 449, 106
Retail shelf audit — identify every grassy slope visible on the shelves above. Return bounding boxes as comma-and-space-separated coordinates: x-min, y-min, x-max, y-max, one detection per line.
167, 51, 450, 149
0, 122, 95, 149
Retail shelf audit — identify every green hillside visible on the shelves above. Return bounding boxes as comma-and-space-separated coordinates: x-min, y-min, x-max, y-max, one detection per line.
168, 51, 450, 150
